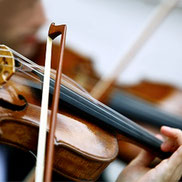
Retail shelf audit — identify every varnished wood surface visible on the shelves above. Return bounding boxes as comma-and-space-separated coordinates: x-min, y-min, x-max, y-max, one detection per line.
0, 71, 118, 181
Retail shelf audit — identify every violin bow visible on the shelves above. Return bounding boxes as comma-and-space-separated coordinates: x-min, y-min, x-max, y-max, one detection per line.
90, 0, 179, 100
35, 23, 67, 182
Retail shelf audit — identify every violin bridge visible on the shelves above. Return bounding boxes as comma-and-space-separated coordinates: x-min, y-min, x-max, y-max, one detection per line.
0, 45, 15, 86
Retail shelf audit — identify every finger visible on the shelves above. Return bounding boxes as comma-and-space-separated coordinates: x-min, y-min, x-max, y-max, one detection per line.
137, 146, 182, 182
155, 132, 176, 152
161, 126, 182, 145
170, 162, 182, 181
131, 150, 155, 167
165, 146, 182, 181
161, 138, 178, 152
155, 134, 164, 141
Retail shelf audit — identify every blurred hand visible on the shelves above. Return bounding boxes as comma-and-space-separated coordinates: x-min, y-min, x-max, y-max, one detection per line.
117, 126, 182, 182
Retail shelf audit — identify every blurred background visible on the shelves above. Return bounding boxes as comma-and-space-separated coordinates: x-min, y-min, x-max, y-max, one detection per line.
40, 0, 182, 87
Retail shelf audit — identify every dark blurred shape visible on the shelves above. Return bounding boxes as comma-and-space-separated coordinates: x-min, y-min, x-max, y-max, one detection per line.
109, 90, 182, 129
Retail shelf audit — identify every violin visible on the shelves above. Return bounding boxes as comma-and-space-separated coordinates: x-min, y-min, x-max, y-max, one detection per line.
0, 44, 171, 181
31, 42, 99, 93
32, 42, 182, 120
31, 42, 182, 163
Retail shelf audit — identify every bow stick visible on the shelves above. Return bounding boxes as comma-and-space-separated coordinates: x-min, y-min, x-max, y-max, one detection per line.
90, 0, 179, 100
35, 23, 67, 182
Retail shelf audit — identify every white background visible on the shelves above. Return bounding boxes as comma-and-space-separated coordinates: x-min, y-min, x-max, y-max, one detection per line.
40, 0, 182, 88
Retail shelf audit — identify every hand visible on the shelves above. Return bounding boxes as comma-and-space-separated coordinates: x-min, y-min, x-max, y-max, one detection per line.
160, 126, 182, 152
117, 126, 182, 182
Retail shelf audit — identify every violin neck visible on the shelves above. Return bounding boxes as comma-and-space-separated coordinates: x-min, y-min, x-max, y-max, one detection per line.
49, 79, 171, 159
32, 73, 170, 159
109, 90, 182, 130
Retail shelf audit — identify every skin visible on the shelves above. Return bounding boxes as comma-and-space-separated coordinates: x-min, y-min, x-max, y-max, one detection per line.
117, 126, 182, 182
0, 0, 46, 57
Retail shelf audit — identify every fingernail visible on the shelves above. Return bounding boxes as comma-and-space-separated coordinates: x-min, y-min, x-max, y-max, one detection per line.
161, 126, 171, 130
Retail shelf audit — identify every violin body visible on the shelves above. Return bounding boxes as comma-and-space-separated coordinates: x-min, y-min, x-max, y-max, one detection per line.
0, 44, 172, 181
0, 70, 118, 181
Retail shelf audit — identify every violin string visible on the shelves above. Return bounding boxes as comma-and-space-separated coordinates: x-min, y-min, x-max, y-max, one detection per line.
14, 61, 56, 92
15, 67, 60, 98
1, 46, 93, 101
14, 58, 49, 85
1, 46, 58, 84
0, 48, 55, 91
0, 50, 46, 85
13, 58, 45, 83
0, 58, 91, 99
1, 48, 152, 137
15, 57, 43, 72
9, 48, 46, 72
0, 46, 45, 74
14, 58, 92, 100
0, 55, 14, 59
15, 57, 86, 95
11, 50, 58, 81
0, 48, 11, 52
16, 67, 44, 84
0, 53, 94, 105
1, 47, 155, 147
0, 46, 42, 73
